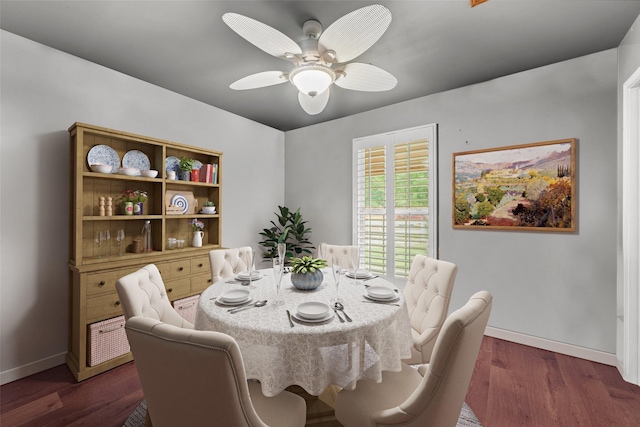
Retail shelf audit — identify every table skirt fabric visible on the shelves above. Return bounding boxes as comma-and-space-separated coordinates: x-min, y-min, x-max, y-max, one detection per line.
195, 270, 412, 397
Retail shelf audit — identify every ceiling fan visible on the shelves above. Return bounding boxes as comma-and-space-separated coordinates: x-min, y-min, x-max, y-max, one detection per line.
222, 4, 398, 115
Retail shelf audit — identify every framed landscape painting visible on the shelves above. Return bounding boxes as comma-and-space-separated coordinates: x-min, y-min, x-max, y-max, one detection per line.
453, 138, 576, 232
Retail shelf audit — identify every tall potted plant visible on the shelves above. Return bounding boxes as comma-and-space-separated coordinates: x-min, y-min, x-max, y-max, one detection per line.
259, 206, 314, 263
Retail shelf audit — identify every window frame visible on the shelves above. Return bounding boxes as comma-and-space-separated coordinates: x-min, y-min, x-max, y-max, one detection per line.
352, 124, 438, 287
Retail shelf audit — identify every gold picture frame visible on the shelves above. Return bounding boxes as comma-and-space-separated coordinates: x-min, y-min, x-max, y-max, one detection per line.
453, 138, 576, 232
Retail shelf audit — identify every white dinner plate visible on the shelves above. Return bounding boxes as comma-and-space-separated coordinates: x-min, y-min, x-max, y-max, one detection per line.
363, 293, 400, 303
345, 269, 375, 279
291, 309, 335, 324
296, 302, 330, 320
366, 286, 396, 300
236, 271, 261, 280
220, 289, 251, 303
216, 297, 253, 307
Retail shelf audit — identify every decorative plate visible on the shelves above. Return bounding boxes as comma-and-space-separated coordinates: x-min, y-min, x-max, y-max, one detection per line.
170, 194, 189, 214
87, 145, 120, 174
165, 156, 180, 175
193, 160, 203, 170
123, 150, 150, 172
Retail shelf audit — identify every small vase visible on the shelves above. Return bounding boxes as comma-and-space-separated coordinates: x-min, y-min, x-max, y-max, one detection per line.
191, 169, 200, 182
192, 230, 204, 247
179, 170, 191, 181
133, 202, 143, 215
123, 201, 134, 216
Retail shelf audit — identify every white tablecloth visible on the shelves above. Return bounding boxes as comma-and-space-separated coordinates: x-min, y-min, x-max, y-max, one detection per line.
195, 268, 413, 397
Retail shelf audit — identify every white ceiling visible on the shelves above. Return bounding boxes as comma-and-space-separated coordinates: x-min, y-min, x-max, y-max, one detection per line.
2, 1, 639, 131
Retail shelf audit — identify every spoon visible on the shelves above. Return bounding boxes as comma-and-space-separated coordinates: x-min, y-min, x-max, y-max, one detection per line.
229, 300, 268, 313
334, 302, 352, 322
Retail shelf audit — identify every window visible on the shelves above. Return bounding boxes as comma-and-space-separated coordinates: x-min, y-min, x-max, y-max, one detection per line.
353, 124, 437, 286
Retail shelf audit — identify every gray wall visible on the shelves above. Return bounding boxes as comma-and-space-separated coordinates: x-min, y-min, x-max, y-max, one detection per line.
0, 31, 285, 380
285, 49, 618, 353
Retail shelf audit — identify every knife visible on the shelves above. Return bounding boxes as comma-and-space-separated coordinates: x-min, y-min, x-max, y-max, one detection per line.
362, 300, 400, 307
286, 310, 295, 327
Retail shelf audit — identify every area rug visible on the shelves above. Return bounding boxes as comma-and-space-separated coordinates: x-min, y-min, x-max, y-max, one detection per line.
123, 399, 482, 426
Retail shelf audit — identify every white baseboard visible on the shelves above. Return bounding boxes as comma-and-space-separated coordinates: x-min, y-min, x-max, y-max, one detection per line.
0, 352, 66, 386
485, 326, 618, 366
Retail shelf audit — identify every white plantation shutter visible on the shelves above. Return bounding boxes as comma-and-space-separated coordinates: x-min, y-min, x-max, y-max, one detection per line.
353, 124, 437, 285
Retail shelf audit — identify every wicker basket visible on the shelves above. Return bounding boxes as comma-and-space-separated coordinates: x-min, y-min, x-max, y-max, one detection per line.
173, 295, 200, 324
88, 316, 130, 366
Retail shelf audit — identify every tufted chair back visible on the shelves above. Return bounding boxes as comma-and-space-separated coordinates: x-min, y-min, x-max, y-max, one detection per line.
115, 264, 193, 329
125, 316, 307, 427
402, 255, 457, 364
317, 243, 359, 269
209, 246, 253, 284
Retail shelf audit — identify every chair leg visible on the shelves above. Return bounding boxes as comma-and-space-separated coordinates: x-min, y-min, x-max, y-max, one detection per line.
144, 409, 153, 427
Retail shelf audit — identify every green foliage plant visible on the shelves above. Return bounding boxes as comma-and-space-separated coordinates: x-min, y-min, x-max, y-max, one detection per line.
291, 256, 327, 274
179, 157, 196, 172
259, 206, 314, 261
203, 201, 215, 207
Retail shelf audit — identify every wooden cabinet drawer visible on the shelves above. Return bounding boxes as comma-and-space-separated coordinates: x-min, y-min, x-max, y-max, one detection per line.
157, 260, 191, 280
191, 273, 214, 294
165, 277, 191, 301
87, 292, 123, 323
86, 267, 138, 297
191, 256, 210, 275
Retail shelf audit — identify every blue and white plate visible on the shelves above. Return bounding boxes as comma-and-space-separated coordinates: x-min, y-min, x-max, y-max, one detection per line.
170, 194, 189, 214
193, 160, 203, 170
87, 145, 120, 174
123, 150, 150, 172
165, 156, 180, 176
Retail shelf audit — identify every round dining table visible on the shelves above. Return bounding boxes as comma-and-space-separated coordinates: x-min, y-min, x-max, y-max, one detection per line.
195, 268, 413, 397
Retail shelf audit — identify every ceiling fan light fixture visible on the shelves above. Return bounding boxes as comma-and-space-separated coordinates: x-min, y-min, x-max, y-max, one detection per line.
289, 64, 335, 97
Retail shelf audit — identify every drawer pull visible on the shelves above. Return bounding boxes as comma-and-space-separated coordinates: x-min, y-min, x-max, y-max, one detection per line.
99, 281, 105, 287
115, 300, 121, 306
208, 279, 212, 283
168, 288, 173, 293
198, 263, 204, 267
179, 267, 184, 271
99, 325, 123, 334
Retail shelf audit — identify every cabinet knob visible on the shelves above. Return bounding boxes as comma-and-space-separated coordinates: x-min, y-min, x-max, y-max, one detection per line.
168, 288, 173, 293
208, 279, 212, 283
115, 300, 121, 306
198, 263, 203, 267
179, 267, 184, 271
99, 281, 105, 287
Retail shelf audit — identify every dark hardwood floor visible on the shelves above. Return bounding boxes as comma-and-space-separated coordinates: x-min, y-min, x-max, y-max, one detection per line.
2, 336, 640, 426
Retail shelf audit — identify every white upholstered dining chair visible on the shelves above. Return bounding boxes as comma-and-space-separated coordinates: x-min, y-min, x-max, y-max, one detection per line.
402, 255, 457, 364
209, 246, 253, 284
125, 316, 307, 427
115, 263, 193, 329
335, 291, 492, 427
316, 243, 359, 269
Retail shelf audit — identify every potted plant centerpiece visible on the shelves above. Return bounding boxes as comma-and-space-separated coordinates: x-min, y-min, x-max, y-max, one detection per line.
178, 157, 195, 181
290, 256, 327, 291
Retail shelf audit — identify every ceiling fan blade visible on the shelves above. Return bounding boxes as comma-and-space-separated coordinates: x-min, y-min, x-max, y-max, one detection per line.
223, 13, 302, 59
335, 63, 397, 92
230, 71, 288, 90
318, 5, 392, 63
298, 89, 330, 115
